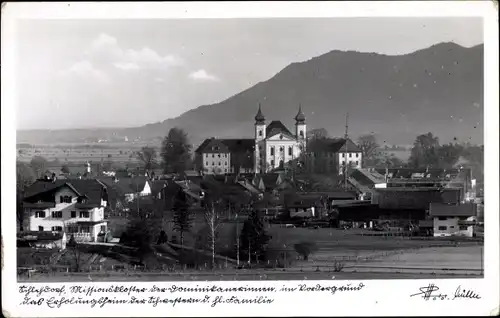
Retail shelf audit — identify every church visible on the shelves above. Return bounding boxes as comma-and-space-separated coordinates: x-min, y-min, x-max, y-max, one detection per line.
254, 105, 307, 173
194, 105, 307, 174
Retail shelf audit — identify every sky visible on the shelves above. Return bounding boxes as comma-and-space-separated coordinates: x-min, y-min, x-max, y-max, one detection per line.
15, 18, 483, 130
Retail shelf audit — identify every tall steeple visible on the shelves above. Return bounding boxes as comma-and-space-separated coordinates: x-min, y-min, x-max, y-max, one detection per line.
255, 103, 266, 124
294, 104, 306, 124
295, 104, 306, 140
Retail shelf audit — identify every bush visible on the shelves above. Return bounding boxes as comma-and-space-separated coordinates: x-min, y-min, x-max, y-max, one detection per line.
293, 241, 319, 261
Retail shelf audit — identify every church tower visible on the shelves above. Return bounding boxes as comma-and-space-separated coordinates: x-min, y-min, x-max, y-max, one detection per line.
254, 104, 266, 173
295, 104, 306, 141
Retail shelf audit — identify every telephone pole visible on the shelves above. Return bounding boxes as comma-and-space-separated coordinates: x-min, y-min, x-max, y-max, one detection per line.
344, 112, 349, 190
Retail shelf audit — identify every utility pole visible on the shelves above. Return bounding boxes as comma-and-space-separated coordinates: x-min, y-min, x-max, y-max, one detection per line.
344, 112, 349, 190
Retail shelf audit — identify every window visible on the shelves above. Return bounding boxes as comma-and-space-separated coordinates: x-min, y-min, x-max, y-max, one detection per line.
71, 211, 76, 218
288, 146, 293, 156
355, 161, 359, 166
225, 161, 227, 165
438, 217, 447, 221
459, 225, 468, 230
299, 131, 304, 138
212, 162, 214, 166
280, 146, 284, 152
349, 153, 352, 158
342, 153, 345, 158
35, 211, 46, 218
270, 147, 275, 156
218, 162, 221, 166
51, 211, 63, 218
218, 154, 221, 158
38, 226, 44, 231
225, 169, 228, 173
100, 225, 106, 232
271, 160, 275, 166
79, 211, 90, 218
212, 154, 214, 158
356, 153, 359, 158
438, 226, 447, 231
259, 130, 262, 136
51, 226, 63, 232
60, 196, 64, 203
205, 161, 208, 166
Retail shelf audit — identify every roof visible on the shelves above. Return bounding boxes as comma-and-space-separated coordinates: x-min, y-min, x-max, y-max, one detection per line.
350, 169, 386, 186
100, 176, 150, 195
260, 173, 282, 189
24, 179, 106, 206
266, 121, 294, 138
308, 138, 362, 153
150, 179, 171, 196
375, 168, 471, 180
429, 203, 477, 217
195, 138, 254, 154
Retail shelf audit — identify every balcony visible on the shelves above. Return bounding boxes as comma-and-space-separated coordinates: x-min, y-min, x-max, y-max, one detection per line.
23, 202, 56, 209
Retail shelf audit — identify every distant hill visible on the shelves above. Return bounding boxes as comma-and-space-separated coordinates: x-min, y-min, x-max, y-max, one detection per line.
17, 42, 484, 147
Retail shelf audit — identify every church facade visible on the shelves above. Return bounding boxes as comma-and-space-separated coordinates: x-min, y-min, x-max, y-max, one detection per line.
254, 105, 307, 173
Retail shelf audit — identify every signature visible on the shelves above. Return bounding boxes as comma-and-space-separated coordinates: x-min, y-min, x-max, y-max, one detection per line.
453, 285, 481, 300
410, 284, 481, 301
410, 284, 449, 300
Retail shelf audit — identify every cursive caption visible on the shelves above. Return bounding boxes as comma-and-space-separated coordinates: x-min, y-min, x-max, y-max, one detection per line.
410, 284, 481, 301
18, 282, 365, 309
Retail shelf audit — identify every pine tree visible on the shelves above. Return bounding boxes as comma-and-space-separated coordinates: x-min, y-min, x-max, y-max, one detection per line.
172, 188, 193, 246
240, 210, 270, 263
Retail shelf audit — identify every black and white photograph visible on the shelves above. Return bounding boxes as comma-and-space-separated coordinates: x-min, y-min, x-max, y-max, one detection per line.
2, 1, 498, 317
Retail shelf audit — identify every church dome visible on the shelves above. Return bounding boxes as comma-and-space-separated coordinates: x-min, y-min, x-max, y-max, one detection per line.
295, 105, 306, 123
255, 104, 265, 124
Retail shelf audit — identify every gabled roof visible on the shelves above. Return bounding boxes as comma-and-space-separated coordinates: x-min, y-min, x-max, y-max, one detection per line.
100, 176, 150, 195
195, 138, 254, 154
260, 173, 282, 189
24, 179, 106, 206
266, 120, 294, 138
429, 203, 477, 217
309, 138, 362, 153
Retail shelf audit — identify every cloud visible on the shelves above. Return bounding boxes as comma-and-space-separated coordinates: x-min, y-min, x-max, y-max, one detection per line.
188, 69, 220, 82
113, 62, 141, 71
59, 60, 110, 83
87, 33, 183, 70
154, 77, 166, 83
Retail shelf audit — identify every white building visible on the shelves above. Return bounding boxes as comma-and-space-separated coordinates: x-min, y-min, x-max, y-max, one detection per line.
429, 203, 477, 237
23, 179, 109, 242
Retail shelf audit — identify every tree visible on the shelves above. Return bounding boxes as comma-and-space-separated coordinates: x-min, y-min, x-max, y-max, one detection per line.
437, 143, 464, 168
409, 132, 440, 168
120, 218, 155, 265
172, 188, 193, 246
307, 128, 329, 139
240, 210, 270, 263
66, 235, 84, 272
157, 230, 168, 244
161, 128, 193, 174
136, 146, 157, 172
357, 134, 379, 166
203, 194, 223, 268
294, 241, 319, 261
17, 162, 36, 231
61, 164, 70, 174
30, 156, 48, 178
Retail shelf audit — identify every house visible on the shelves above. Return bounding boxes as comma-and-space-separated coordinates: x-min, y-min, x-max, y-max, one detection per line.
429, 203, 477, 237
99, 176, 151, 202
194, 138, 255, 175
22, 178, 109, 243
285, 193, 325, 219
305, 138, 363, 174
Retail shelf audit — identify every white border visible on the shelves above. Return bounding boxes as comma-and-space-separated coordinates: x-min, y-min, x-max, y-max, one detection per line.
2, 1, 499, 317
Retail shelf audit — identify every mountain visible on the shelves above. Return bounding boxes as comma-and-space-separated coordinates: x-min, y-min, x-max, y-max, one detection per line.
18, 42, 484, 147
